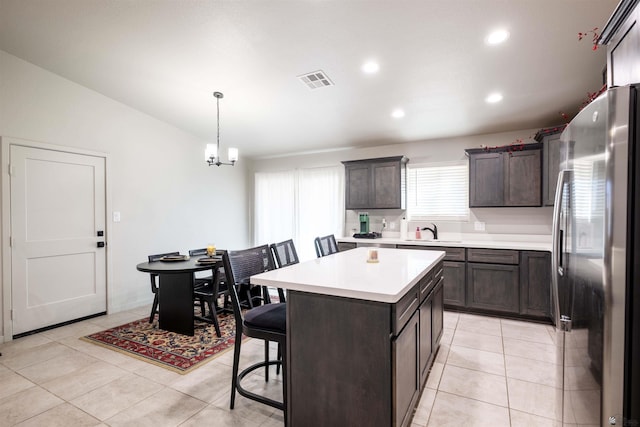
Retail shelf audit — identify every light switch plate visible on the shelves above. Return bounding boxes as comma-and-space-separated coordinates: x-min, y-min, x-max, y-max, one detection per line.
474, 221, 485, 231
113, 211, 121, 222
390, 222, 396, 230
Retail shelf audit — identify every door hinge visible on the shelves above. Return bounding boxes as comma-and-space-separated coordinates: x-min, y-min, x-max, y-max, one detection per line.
8, 164, 15, 176
10, 309, 13, 320
9, 236, 13, 247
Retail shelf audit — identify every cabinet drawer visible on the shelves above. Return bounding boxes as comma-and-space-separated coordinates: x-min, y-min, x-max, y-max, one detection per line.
467, 248, 519, 264
392, 284, 419, 336
418, 270, 435, 303
337, 242, 357, 251
396, 245, 465, 262
431, 247, 465, 262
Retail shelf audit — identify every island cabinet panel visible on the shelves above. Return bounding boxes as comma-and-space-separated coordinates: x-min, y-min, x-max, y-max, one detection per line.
466, 263, 520, 313
419, 296, 433, 386
431, 277, 444, 351
420, 274, 444, 386
393, 311, 420, 427
288, 292, 392, 427
520, 251, 552, 317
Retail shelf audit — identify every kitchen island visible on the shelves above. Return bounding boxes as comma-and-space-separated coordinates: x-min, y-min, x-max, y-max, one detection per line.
251, 247, 445, 427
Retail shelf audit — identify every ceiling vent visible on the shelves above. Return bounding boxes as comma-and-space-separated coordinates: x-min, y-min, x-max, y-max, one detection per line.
298, 70, 334, 90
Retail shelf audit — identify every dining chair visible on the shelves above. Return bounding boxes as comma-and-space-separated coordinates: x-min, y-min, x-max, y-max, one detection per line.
192, 266, 223, 337
269, 239, 299, 303
147, 251, 180, 323
223, 245, 286, 414
314, 234, 339, 257
189, 248, 230, 336
269, 239, 299, 375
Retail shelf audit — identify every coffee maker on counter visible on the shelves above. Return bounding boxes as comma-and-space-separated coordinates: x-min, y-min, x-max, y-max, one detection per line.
353, 212, 381, 239
359, 212, 369, 233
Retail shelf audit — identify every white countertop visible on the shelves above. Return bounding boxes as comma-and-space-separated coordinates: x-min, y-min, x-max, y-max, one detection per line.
251, 247, 445, 303
337, 235, 551, 252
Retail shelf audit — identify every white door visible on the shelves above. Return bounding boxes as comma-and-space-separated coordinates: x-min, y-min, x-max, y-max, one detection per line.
10, 145, 107, 335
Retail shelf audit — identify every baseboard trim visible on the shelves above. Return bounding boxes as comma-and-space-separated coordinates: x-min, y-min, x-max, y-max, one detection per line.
13, 312, 107, 339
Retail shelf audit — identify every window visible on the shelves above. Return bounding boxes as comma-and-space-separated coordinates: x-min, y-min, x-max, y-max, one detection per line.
255, 166, 344, 261
406, 162, 469, 221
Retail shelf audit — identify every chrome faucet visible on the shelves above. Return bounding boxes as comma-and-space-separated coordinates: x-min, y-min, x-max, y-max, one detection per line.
421, 223, 438, 240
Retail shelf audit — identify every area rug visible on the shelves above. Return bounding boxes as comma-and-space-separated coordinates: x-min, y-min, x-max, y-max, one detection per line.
81, 312, 240, 374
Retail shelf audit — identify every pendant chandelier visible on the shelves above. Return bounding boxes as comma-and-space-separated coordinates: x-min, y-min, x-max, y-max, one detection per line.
205, 91, 238, 167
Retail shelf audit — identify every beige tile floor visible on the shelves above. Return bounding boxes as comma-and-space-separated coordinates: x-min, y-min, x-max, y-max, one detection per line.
0, 307, 559, 426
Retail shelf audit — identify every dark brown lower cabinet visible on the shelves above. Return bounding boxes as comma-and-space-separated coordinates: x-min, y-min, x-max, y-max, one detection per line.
443, 261, 466, 307
520, 251, 551, 317
466, 263, 520, 313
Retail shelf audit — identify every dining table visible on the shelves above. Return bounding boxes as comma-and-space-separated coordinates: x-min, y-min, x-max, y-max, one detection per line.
136, 255, 222, 336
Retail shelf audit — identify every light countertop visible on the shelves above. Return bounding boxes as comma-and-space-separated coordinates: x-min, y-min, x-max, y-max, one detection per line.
337, 235, 551, 252
251, 247, 445, 303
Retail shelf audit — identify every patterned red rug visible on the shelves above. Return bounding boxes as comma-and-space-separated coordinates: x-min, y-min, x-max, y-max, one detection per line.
81, 312, 240, 374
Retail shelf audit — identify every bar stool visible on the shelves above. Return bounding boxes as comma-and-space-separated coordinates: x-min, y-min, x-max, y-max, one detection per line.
223, 245, 287, 415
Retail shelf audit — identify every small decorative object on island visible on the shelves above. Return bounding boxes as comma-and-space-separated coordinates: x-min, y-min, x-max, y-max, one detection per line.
367, 249, 379, 263
415, 227, 421, 239
206, 244, 216, 257
205, 91, 239, 167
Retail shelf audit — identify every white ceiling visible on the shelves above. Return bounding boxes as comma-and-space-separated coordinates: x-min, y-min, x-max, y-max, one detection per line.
0, 0, 619, 158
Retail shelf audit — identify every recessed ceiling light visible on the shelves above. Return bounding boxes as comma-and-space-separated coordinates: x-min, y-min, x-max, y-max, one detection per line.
485, 93, 503, 103
362, 61, 380, 74
391, 109, 405, 118
486, 29, 510, 45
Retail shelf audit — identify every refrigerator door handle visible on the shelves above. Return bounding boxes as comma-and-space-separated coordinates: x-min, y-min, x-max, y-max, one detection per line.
551, 169, 571, 326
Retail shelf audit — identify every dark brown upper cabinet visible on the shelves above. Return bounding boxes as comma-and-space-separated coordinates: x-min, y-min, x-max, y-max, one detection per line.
600, 0, 640, 87
535, 127, 565, 206
466, 143, 543, 207
342, 156, 408, 210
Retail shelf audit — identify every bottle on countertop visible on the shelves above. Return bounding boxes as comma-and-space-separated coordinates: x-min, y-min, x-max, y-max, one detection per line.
400, 218, 408, 240
415, 226, 421, 239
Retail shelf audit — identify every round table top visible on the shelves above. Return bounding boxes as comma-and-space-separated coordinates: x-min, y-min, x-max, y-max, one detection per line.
136, 256, 222, 274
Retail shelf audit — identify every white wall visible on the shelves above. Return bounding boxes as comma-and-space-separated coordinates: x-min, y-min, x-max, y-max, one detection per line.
0, 51, 251, 340
248, 128, 555, 239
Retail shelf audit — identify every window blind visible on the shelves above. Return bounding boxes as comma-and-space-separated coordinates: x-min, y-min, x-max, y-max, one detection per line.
573, 158, 605, 221
407, 162, 469, 221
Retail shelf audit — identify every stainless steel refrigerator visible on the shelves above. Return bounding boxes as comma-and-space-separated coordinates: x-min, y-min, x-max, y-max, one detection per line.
553, 84, 639, 426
